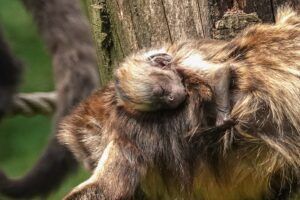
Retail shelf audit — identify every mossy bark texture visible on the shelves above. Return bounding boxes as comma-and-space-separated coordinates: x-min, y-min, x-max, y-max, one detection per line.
86, 0, 298, 85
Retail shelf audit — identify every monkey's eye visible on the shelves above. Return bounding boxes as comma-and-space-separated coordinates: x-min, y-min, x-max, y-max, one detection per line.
152, 85, 165, 96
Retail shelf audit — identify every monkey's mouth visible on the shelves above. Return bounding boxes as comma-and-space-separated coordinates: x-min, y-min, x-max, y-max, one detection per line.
161, 93, 187, 109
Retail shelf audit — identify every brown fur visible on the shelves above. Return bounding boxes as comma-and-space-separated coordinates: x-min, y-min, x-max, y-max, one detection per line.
115, 48, 232, 126
115, 53, 186, 112
58, 6, 300, 200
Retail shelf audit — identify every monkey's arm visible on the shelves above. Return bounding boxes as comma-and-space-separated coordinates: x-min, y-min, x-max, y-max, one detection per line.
64, 139, 147, 200
212, 66, 232, 126
0, 27, 22, 119
175, 66, 232, 126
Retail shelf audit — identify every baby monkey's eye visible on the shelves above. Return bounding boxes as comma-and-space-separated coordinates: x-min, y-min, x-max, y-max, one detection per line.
148, 53, 172, 68
152, 85, 165, 96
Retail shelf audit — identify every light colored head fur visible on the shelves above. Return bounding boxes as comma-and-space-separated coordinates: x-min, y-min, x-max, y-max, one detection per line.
114, 50, 187, 111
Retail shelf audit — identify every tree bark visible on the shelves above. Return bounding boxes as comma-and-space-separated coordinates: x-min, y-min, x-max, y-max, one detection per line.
86, 0, 299, 85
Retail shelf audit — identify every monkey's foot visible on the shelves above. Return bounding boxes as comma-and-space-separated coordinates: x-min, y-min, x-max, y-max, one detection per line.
64, 184, 106, 200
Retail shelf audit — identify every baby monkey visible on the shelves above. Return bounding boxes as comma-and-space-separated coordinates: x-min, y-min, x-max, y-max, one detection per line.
115, 52, 187, 112
115, 48, 232, 126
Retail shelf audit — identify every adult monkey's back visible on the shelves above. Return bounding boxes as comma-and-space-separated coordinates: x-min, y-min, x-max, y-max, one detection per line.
0, 0, 99, 198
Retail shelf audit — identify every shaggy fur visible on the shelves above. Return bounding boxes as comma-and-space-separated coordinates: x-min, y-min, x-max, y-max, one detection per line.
115, 45, 232, 126
58, 6, 300, 200
115, 54, 186, 112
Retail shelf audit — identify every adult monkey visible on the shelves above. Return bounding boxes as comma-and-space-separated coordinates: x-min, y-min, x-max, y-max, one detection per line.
0, 0, 99, 198
59, 6, 300, 200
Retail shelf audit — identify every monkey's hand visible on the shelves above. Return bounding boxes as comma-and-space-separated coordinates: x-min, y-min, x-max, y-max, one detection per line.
213, 65, 233, 128
63, 139, 146, 200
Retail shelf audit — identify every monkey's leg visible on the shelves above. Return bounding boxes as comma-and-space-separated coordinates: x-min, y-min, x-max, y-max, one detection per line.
0, 26, 22, 119
212, 66, 232, 126
64, 140, 146, 200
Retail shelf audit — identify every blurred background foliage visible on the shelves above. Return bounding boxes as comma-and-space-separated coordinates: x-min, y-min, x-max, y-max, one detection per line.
0, 0, 89, 199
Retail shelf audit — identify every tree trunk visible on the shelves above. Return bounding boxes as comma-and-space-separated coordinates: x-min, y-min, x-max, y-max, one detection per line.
86, 0, 299, 85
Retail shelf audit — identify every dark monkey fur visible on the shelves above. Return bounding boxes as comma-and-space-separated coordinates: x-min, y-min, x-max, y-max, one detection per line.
115, 53, 187, 112
0, 0, 99, 198
0, 28, 23, 120
58, 7, 300, 200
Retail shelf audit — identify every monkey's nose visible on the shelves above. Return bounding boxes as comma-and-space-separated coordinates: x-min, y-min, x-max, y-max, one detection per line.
168, 96, 174, 101
166, 89, 186, 108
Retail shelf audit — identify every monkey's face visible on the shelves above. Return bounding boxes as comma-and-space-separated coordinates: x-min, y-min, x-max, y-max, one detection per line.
147, 69, 187, 110
114, 52, 187, 112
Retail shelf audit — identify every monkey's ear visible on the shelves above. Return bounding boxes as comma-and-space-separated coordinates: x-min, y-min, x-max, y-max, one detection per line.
148, 53, 172, 67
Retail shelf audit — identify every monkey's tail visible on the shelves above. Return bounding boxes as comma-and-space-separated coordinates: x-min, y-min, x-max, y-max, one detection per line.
0, 138, 77, 198
0, 0, 99, 198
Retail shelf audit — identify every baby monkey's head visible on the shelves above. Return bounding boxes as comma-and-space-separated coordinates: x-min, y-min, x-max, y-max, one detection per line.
114, 51, 186, 112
